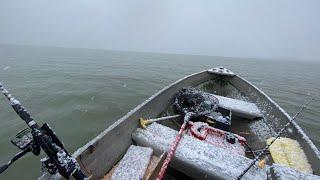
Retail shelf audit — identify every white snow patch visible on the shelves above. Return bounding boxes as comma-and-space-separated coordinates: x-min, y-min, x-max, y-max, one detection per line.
214, 94, 263, 119
111, 145, 153, 180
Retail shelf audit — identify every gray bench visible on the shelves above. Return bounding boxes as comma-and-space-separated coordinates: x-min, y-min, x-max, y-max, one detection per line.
215, 95, 262, 120
110, 145, 153, 180
132, 123, 267, 180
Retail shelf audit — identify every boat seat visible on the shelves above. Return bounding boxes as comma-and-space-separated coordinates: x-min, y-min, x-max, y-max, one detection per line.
105, 145, 153, 180
132, 123, 268, 180
268, 164, 319, 180
214, 94, 263, 120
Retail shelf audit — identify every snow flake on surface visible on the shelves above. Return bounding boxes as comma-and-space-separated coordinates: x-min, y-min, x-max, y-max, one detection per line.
3, 66, 11, 70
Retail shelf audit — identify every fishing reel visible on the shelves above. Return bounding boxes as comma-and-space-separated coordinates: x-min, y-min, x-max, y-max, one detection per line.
37, 123, 66, 175
1, 123, 86, 179
0, 128, 40, 174
11, 128, 40, 155
6, 123, 68, 175
0, 83, 87, 179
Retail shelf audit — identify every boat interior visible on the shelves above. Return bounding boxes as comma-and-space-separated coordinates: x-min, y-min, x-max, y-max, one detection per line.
67, 68, 319, 180
160, 79, 274, 159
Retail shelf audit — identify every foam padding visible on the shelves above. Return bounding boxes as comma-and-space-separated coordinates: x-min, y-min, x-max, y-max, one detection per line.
267, 137, 313, 174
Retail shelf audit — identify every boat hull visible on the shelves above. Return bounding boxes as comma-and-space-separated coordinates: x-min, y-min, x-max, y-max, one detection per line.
44, 69, 319, 179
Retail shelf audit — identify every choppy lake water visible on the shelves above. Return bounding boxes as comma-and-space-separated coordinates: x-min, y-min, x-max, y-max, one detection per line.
0, 45, 319, 179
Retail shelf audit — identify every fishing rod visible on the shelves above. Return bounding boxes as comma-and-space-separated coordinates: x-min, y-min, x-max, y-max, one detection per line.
0, 83, 87, 180
237, 96, 315, 179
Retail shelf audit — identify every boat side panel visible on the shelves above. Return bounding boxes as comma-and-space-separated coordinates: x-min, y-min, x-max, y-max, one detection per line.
73, 71, 214, 178
226, 75, 320, 175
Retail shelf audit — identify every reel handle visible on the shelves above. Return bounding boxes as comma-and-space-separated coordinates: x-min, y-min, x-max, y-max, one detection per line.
0, 149, 30, 174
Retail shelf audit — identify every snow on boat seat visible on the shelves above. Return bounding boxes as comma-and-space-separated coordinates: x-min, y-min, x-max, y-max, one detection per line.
267, 137, 313, 174
110, 145, 153, 180
268, 164, 320, 180
132, 123, 267, 180
214, 95, 263, 120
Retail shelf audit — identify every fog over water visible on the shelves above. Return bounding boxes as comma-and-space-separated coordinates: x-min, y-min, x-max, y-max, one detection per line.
1, 0, 320, 61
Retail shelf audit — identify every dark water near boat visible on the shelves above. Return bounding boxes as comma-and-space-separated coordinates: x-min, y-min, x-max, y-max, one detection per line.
0, 44, 319, 179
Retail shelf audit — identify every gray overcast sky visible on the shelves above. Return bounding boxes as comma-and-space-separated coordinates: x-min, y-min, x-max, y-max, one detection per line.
0, 0, 319, 61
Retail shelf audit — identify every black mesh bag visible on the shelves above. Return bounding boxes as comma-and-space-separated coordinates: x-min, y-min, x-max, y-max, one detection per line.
174, 87, 219, 118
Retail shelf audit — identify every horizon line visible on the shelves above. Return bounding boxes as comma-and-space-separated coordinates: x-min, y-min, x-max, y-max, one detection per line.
1, 42, 319, 63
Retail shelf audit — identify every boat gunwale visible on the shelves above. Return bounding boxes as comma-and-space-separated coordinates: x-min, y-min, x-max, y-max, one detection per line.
235, 74, 320, 159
